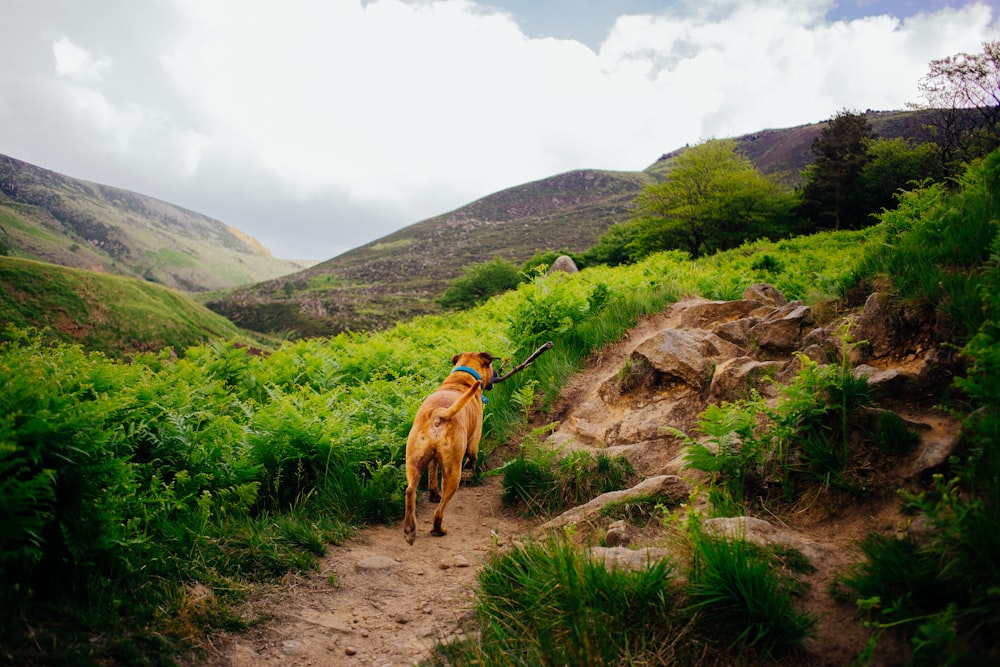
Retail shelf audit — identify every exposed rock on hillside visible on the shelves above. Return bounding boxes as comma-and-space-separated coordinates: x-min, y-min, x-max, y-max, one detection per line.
535, 285, 962, 665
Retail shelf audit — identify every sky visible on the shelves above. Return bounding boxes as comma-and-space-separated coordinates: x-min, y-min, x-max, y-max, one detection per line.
1, 1, 998, 260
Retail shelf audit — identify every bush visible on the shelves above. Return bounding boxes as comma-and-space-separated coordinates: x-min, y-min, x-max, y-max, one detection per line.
438, 257, 526, 310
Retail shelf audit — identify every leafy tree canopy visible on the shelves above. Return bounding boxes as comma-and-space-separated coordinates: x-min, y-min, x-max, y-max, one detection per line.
586, 139, 798, 265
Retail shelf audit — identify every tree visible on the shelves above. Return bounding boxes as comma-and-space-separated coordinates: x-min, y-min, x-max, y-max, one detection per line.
800, 110, 875, 230
914, 41, 1000, 172
591, 139, 796, 263
857, 137, 943, 214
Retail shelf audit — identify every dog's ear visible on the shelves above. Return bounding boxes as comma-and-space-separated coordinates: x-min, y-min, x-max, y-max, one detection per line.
451, 353, 461, 365
480, 352, 496, 365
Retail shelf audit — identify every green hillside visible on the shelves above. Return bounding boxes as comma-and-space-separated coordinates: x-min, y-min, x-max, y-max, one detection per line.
0, 154, 310, 293
0, 255, 248, 358
207, 110, 941, 338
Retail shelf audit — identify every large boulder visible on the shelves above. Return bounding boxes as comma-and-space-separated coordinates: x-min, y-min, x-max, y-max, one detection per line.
547, 255, 579, 274
743, 283, 788, 307
678, 299, 762, 330
749, 301, 815, 352
633, 329, 744, 392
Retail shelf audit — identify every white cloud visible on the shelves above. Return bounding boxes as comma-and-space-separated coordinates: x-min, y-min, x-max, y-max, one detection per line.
2, 0, 998, 259
52, 35, 111, 81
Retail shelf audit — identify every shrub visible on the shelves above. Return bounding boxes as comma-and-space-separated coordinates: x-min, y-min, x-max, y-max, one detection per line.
500, 431, 636, 515
438, 257, 526, 310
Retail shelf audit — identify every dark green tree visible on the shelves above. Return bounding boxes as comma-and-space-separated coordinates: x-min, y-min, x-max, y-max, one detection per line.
857, 137, 943, 214
800, 110, 876, 231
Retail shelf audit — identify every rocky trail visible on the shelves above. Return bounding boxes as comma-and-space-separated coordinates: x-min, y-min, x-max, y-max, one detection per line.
202, 287, 961, 667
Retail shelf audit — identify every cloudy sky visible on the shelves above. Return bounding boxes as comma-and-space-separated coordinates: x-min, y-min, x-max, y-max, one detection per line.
1, 1, 998, 260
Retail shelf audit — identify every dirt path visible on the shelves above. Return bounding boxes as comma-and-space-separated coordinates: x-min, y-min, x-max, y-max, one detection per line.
214, 474, 532, 667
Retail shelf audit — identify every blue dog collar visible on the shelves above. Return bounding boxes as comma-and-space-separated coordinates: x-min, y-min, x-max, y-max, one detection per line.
452, 365, 488, 403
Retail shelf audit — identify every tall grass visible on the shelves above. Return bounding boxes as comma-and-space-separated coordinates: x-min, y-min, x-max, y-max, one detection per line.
439, 539, 681, 666
686, 525, 816, 658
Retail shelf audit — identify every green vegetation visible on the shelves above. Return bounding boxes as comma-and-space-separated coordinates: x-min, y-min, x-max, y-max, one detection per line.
833, 149, 1000, 665
499, 433, 637, 515
438, 256, 527, 310
585, 139, 799, 264
444, 538, 679, 666
685, 524, 816, 658
0, 156, 304, 293
0, 223, 865, 663
0, 256, 244, 357
436, 517, 814, 665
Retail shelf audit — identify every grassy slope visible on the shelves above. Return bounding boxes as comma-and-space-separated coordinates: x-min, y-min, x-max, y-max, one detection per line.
0, 256, 247, 358
0, 154, 309, 293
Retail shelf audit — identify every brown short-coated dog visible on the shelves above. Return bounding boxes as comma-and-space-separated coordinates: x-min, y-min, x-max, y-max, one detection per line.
403, 351, 496, 545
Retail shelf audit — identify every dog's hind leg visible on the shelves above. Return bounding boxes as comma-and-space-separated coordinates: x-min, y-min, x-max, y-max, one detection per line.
427, 458, 442, 503
431, 463, 462, 537
404, 452, 432, 545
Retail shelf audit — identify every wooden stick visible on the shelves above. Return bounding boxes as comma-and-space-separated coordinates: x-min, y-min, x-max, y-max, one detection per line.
490, 341, 554, 385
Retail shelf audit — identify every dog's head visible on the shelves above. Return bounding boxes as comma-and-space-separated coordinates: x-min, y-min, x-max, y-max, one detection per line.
451, 351, 496, 390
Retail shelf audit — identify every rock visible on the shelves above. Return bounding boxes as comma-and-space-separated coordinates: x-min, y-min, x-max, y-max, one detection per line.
355, 555, 401, 571
281, 640, 303, 655
801, 326, 840, 363
605, 520, 632, 547
701, 516, 830, 563
547, 255, 579, 274
743, 283, 787, 307
587, 546, 672, 571
711, 317, 757, 349
536, 475, 691, 533
345, 646, 358, 656
678, 299, 762, 329
854, 292, 910, 359
709, 356, 782, 402
909, 425, 960, 477
749, 302, 814, 352
633, 329, 744, 391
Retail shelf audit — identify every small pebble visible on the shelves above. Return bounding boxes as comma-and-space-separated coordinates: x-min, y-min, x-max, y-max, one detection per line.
345, 646, 357, 656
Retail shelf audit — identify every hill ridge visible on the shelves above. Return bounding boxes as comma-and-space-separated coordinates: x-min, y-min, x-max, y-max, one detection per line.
0, 153, 308, 293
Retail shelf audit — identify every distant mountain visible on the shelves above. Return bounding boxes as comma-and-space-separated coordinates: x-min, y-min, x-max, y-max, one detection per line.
208, 109, 938, 338
0, 154, 310, 292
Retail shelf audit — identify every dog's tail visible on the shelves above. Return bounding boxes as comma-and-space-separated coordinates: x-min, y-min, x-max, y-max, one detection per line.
434, 380, 482, 423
